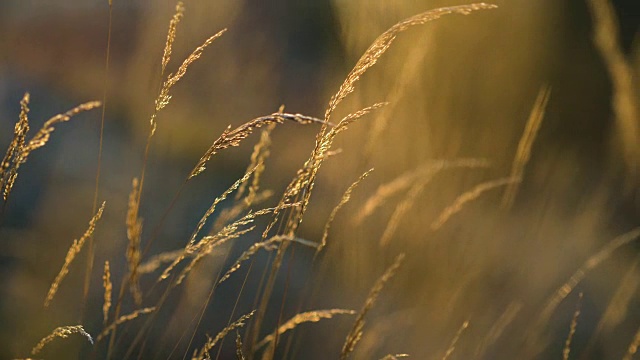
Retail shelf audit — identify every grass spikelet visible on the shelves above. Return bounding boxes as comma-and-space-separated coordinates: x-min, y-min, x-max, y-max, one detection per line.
31, 325, 93, 355
161, 1, 185, 74
175, 225, 256, 286
189, 112, 328, 179
334, 102, 388, 133
23, 101, 102, 155
318, 169, 373, 253
214, 190, 273, 233
162, 29, 227, 100
501, 86, 551, 209
219, 235, 317, 285
378, 159, 490, 246
193, 310, 256, 360
256, 309, 355, 350
380, 355, 409, 360
562, 293, 583, 360
171, 205, 298, 285
430, 177, 521, 231
126, 178, 143, 305
147, 17, 225, 138
268, 102, 386, 242
0, 93, 30, 201
103, 261, 112, 325
355, 159, 489, 225
364, 42, 431, 158
537, 228, 640, 329
236, 331, 246, 360
190, 168, 257, 247
97, 307, 157, 341
324, 3, 498, 123
623, 325, 640, 360
236, 123, 275, 205
1, 96, 100, 201
137, 249, 185, 274
158, 170, 256, 281
44, 201, 106, 307
587, 0, 640, 181
442, 320, 469, 360
340, 253, 405, 360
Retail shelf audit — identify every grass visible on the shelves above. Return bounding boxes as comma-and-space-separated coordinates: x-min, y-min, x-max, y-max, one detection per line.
1, 1, 639, 359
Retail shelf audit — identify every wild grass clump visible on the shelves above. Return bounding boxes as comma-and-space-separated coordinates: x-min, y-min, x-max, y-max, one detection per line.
2, 1, 639, 359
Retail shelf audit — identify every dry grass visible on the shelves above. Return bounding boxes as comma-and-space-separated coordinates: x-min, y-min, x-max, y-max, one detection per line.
587, 0, 640, 183
44, 202, 106, 307
341, 254, 405, 360
0, 95, 101, 202
562, 293, 583, 360
318, 169, 373, 253
102, 261, 112, 325
97, 307, 157, 341
256, 309, 356, 350
430, 177, 520, 231
501, 86, 551, 209
192, 310, 256, 360
3, 1, 640, 359
31, 325, 93, 355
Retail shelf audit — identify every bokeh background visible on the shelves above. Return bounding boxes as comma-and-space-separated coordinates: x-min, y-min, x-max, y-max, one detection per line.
0, 0, 638, 359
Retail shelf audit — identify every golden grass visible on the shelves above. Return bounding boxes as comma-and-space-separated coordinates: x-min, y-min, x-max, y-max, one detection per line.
152, 28, 227, 137
474, 302, 522, 357
24, 101, 102, 156
31, 325, 93, 355
591, 257, 640, 339
379, 354, 409, 360
236, 331, 246, 360
524, 228, 640, 356
171, 204, 297, 286
377, 159, 490, 246
136, 249, 185, 275
125, 178, 143, 305
0, 95, 101, 202
102, 261, 112, 325
192, 310, 256, 360
623, 325, 640, 360
501, 86, 551, 209
318, 169, 373, 253
324, 3, 498, 123
249, 5, 497, 350
562, 292, 583, 360
341, 253, 405, 359
219, 235, 317, 285
189, 112, 328, 180
538, 227, 640, 327
97, 307, 157, 341
430, 177, 521, 231
587, 0, 640, 183
354, 159, 489, 225
8, 1, 640, 359
44, 202, 106, 307
161, 1, 185, 75
255, 309, 356, 350
441, 320, 469, 360
0, 93, 30, 201
236, 123, 275, 205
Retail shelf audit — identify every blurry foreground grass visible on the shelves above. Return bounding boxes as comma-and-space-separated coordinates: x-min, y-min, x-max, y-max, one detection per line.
0, 1, 639, 359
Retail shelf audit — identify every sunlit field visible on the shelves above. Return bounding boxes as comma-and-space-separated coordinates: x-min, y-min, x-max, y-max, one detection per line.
0, 1, 638, 359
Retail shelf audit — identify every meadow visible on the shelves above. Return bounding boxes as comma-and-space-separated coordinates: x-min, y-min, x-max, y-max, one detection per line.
0, 1, 638, 359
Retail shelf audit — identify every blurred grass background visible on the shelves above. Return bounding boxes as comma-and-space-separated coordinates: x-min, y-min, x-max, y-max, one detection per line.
0, 0, 638, 359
